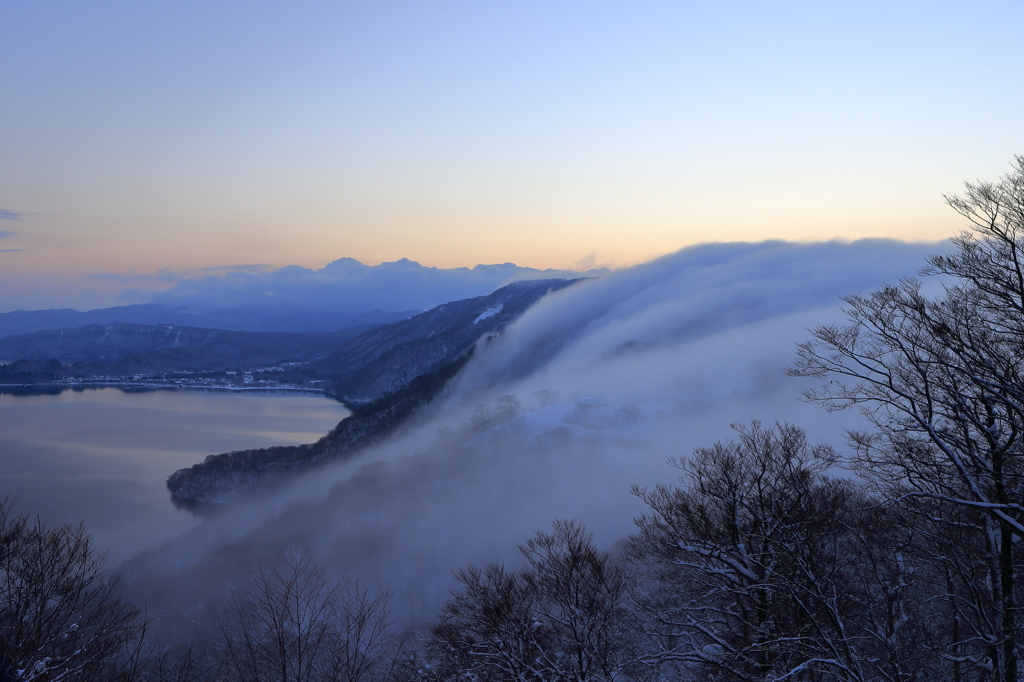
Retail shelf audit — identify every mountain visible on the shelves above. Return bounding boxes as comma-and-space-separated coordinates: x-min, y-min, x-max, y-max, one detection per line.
166, 278, 580, 503
121, 239, 945, 644
0, 323, 372, 371
1, 277, 580, 502
0, 304, 188, 338
0, 257, 604, 335
0, 304, 416, 338
166, 351, 474, 504
0, 279, 577, 387
147, 257, 602, 324
318, 278, 579, 404
0, 359, 66, 389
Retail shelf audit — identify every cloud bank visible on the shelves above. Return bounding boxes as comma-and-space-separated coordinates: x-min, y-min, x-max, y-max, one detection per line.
122, 238, 945, 637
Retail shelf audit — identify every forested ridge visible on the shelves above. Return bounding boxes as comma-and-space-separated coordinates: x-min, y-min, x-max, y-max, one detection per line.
165, 278, 576, 504
165, 350, 476, 505
6, 158, 1024, 681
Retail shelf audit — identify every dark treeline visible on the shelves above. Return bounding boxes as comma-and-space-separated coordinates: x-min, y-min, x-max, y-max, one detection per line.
5, 158, 1024, 681
166, 350, 476, 505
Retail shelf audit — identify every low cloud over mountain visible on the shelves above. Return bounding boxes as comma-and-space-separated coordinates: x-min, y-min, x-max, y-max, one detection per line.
124, 238, 945, 634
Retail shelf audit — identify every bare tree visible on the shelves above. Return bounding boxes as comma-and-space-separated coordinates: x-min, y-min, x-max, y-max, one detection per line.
493, 395, 525, 429
629, 422, 937, 682
469, 404, 495, 434
791, 156, 1024, 682
428, 563, 540, 681
0, 499, 147, 682
144, 643, 214, 682
215, 554, 401, 682
519, 520, 640, 682
428, 521, 643, 682
327, 583, 401, 682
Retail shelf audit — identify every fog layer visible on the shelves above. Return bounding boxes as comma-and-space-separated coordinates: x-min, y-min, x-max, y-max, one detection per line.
121, 239, 941, 638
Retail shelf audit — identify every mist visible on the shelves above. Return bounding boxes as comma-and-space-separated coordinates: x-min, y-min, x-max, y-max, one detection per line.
119, 238, 943, 640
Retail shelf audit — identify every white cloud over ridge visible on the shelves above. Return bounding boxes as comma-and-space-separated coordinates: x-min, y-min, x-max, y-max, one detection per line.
452, 238, 944, 398
124, 238, 947, 633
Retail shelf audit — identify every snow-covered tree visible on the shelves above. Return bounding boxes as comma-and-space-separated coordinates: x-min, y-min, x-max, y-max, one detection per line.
215, 554, 401, 682
0, 499, 147, 681
427, 521, 645, 682
629, 422, 938, 682
791, 156, 1024, 682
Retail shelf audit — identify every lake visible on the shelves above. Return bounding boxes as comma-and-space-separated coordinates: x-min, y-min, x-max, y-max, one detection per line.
0, 388, 350, 565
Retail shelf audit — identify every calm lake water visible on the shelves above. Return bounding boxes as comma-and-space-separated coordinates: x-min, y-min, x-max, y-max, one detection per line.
0, 388, 350, 565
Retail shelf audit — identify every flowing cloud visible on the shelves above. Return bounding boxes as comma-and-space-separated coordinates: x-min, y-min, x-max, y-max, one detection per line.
0, 211, 21, 221
0, 230, 18, 239
123, 238, 946, 637
451, 239, 945, 394
0, 249, 22, 253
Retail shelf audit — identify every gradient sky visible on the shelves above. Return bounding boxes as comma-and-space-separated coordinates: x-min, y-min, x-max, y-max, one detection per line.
1, 1, 1023, 311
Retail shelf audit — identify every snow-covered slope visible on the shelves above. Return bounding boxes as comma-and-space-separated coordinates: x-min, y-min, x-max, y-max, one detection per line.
317, 278, 577, 404
165, 279, 578, 503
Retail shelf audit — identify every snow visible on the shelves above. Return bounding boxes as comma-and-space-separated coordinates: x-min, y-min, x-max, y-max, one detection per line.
472, 304, 503, 324
467, 401, 668, 448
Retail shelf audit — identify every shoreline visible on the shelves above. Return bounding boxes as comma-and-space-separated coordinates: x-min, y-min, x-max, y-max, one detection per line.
0, 382, 336, 399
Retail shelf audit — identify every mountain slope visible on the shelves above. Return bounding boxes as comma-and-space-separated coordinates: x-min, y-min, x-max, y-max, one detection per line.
166, 351, 474, 504
166, 278, 580, 503
0, 304, 416, 337
318, 278, 578, 404
0, 323, 369, 369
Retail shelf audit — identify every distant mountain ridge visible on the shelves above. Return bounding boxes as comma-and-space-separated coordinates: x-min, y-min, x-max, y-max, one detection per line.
1, 257, 604, 334
0, 280, 579, 388
148, 257, 602, 322
0, 304, 415, 338
0, 323, 371, 370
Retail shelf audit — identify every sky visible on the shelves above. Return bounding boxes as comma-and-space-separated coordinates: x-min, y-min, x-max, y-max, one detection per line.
2, 1, 1023, 311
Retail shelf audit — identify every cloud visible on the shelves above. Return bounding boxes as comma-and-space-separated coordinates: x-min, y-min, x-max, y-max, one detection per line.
574, 251, 599, 270
0, 249, 22, 253
0, 230, 18, 239
123, 238, 947, 636
0, 211, 20, 221
451, 239, 949, 395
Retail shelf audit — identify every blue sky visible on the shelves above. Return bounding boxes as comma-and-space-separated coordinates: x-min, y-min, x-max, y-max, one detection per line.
1, 1, 1022, 310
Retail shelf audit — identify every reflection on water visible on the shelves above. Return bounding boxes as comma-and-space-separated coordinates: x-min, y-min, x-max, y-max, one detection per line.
0, 387, 350, 565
